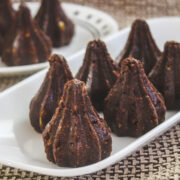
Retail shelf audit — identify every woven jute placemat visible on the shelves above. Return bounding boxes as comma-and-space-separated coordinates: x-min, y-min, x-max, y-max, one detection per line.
0, 0, 180, 179
0, 124, 179, 180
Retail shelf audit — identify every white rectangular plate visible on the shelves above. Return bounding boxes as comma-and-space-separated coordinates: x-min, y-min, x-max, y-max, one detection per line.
0, 17, 179, 177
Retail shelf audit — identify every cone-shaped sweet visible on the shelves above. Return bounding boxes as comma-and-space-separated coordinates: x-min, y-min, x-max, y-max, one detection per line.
76, 40, 119, 111
35, 0, 74, 47
29, 54, 73, 133
43, 79, 112, 167
104, 57, 166, 137
149, 41, 180, 109
2, 4, 52, 66
0, 0, 15, 55
117, 19, 161, 74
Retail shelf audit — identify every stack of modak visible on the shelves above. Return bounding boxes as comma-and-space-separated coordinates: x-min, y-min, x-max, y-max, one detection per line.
29, 18, 180, 168
0, 0, 74, 66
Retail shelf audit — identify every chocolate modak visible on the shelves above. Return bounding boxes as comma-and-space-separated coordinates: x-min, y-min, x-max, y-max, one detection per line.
2, 4, 52, 66
35, 0, 74, 47
117, 19, 161, 74
149, 41, 180, 109
29, 54, 73, 133
43, 79, 112, 167
0, 0, 15, 56
104, 57, 166, 137
76, 40, 119, 111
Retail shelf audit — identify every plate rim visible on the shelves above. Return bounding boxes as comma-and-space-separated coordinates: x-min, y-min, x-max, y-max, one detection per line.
0, 2, 119, 76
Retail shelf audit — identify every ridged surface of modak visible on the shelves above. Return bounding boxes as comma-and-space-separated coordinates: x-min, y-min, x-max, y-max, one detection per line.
117, 19, 161, 74
76, 40, 118, 111
0, 0, 15, 56
104, 57, 166, 137
2, 4, 52, 66
35, 0, 74, 47
30, 54, 73, 133
149, 41, 180, 109
43, 79, 112, 167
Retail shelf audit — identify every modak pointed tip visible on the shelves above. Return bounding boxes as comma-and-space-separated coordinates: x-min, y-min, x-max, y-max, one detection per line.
132, 19, 148, 25
48, 54, 65, 64
66, 78, 85, 86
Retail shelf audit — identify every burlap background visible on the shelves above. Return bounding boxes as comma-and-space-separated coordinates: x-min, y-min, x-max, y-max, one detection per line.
0, 0, 180, 179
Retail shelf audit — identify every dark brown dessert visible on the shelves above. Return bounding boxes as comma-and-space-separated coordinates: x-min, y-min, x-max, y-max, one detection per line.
43, 79, 112, 167
35, 0, 74, 47
104, 57, 166, 137
149, 41, 180, 109
29, 54, 73, 133
117, 19, 161, 74
0, 0, 15, 56
2, 4, 52, 66
76, 40, 119, 111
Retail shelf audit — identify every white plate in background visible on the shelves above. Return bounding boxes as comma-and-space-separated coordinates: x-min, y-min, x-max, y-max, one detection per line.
0, 2, 118, 76
0, 17, 180, 177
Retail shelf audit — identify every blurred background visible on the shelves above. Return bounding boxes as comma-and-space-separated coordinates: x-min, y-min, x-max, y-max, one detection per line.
14, 0, 180, 28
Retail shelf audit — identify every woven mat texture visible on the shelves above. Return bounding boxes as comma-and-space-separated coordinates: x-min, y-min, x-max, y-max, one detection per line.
0, 0, 180, 179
